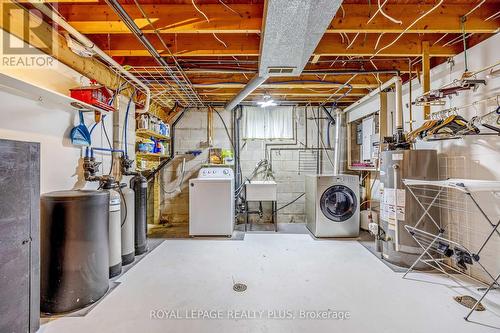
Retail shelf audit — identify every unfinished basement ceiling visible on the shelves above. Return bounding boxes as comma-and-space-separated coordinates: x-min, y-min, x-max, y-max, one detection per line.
50, 0, 499, 107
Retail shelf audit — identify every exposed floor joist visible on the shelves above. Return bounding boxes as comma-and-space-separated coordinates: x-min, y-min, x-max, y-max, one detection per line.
60, 4, 499, 34
24, 0, 500, 106
87, 33, 459, 57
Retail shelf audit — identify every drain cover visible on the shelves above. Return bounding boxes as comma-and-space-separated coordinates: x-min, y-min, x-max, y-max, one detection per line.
233, 283, 247, 292
453, 296, 485, 311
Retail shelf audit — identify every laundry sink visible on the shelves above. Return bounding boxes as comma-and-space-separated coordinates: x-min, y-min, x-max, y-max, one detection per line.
245, 180, 277, 201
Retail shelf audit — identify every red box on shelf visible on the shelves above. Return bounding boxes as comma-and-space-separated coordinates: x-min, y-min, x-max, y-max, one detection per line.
70, 82, 116, 112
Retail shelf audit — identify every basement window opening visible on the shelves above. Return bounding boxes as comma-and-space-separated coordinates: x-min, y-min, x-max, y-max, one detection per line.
242, 105, 294, 140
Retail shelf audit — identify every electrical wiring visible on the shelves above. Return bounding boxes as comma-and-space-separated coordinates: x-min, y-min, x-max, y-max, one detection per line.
374, 33, 384, 50
191, 0, 209, 21
117, 184, 128, 227
212, 33, 228, 48
212, 107, 235, 151
160, 158, 186, 194
339, 5, 345, 18
321, 74, 356, 105
463, 0, 486, 18
218, 0, 242, 17
346, 32, 360, 49
273, 193, 305, 213
485, 10, 500, 21
100, 118, 115, 176
372, 73, 382, 85
330, 56, 340, 67
442, 34, 467, 47
367, 0, 388, 24
191, 0, 229, 51
371, 0, 444, 59
122, 90, 136, 157
432, 0, 485, 61
211, 107, 244, 190
311, 106, 335, 170
343, 33, 351, 46
433, 33, 449, 46
377, 0, 402, 24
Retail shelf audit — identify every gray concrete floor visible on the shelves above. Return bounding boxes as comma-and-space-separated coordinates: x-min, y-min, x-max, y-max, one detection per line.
39, 224, 500, 333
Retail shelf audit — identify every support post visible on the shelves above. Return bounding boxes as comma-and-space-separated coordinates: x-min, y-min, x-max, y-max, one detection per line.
422, 41, 431, 119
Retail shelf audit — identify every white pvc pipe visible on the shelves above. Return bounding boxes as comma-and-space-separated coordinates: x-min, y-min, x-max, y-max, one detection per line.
395, 76, 403, 130
224, 75, 268, 112
31, 2, 150, 113
333, 109, 342, 176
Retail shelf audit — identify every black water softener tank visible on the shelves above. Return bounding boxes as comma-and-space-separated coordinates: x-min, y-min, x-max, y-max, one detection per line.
130, 175, 148, 255
40, 190, 109, 313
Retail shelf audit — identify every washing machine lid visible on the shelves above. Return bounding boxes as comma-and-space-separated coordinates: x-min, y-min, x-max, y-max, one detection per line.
320, 185, 357, 222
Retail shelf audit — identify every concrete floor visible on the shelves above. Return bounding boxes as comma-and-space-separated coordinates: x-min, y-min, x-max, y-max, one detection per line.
39, 225, 500, 333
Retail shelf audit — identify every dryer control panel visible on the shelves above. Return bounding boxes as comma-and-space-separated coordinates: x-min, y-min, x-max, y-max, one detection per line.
198, 167, 234, 179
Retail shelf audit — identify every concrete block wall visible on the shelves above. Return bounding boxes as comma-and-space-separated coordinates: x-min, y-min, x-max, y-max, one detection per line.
160, 106, 337, 226
399, 34, 500, 283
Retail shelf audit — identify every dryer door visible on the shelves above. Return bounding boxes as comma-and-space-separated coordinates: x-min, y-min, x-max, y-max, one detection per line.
320, 185, 357, 222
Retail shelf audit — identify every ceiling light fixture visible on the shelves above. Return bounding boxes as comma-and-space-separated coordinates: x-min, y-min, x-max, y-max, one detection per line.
257, 94, 277, 108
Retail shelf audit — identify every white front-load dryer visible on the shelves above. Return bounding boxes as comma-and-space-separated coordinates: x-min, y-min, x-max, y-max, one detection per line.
305, 174, 360, 237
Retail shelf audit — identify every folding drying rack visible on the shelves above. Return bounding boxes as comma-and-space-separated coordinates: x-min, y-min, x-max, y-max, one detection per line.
401, 178, 500, 321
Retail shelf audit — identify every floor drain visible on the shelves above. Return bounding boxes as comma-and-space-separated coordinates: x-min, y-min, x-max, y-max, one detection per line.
233, 283, 247, 292
453, 296, 485, 311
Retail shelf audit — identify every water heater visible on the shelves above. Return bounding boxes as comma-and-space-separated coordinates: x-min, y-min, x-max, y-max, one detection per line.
379, 149, 439, 267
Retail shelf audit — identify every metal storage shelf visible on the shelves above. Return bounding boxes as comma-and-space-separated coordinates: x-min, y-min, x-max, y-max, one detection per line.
136, 129, 170, 140
0, 73, 113, 114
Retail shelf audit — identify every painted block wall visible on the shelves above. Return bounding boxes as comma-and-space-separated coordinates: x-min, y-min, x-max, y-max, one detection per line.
160, 106, 338, 225
398, 34, 500, 283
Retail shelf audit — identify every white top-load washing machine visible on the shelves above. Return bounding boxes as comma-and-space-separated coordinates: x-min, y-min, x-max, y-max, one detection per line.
305, 174, 360, 237
189, 167, 235, 236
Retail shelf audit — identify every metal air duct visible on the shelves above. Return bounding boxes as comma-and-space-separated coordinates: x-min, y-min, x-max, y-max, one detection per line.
225, 0, 342, 111
224, 75, 268, 112
259, 0, 342, 77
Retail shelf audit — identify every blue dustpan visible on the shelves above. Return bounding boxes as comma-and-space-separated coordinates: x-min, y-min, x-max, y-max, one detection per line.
70, 111, 91, 146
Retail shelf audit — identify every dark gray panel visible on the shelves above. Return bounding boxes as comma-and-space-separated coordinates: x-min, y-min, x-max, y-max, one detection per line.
29, 143, 40, 333
0, 142, 31, 240
0, 139, 40, 333
0, 241, 30, 333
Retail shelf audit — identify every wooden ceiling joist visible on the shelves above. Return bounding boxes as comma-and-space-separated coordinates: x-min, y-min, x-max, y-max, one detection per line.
60, 4, 499, 34
191, 83, 379, 89
199, 92, 366, 97
9, 0, 499, 107
88, 33, 457, 57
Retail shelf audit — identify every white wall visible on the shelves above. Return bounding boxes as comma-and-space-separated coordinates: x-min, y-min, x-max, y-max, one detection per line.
0, 49, 135, 193
400, 34, 500, 282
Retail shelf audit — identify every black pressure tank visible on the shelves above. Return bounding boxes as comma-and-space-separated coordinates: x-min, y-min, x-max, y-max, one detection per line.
40, 190, 109, 314
130, 175, 148, 255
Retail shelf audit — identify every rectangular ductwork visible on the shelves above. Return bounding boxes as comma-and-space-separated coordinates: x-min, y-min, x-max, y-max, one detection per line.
258, 0, 342, 77
225, 0, 341, 110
